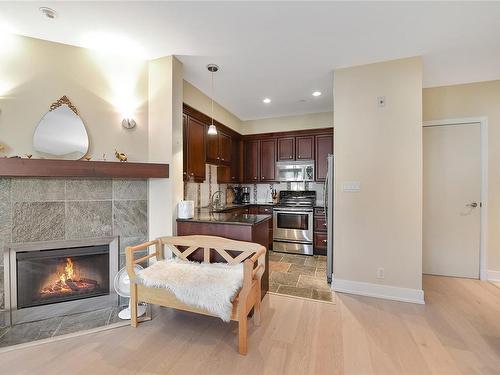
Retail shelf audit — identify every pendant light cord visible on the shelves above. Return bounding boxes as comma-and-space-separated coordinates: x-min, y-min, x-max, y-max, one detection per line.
211, 70, 214, 126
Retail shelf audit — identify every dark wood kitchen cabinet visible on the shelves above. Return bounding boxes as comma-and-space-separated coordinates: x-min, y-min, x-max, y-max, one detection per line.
315, 134, 333, 181
277, 137, 295, 161
260, 139, 276, 182
244, 140, 260, 182
218, 138, 242, 183
206, 130, 231, 165
313, 207, 328, 256
230, 138, 242, 183
218, 132, 232, 164
296, 136, 314, 160
183, 115, 206, 182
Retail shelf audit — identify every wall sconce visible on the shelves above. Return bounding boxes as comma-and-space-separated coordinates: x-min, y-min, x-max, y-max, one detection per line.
122, 118, 136, 129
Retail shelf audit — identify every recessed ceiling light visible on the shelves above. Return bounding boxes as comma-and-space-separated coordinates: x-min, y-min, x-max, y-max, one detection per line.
263, 98, 271, 104
39, 7, 57, 20
312, 91, 322, 97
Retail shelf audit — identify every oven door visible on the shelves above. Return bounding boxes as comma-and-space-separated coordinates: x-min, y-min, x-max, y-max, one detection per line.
273, 209, 313, 243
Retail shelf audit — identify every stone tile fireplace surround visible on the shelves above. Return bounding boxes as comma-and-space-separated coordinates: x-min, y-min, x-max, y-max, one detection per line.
0, 177, 148, 327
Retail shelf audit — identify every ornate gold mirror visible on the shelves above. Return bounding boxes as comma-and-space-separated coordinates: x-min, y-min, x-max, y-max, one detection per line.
33, 96, 89, 160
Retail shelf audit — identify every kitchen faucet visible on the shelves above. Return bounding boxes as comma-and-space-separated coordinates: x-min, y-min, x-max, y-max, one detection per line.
210, 190, 224, 211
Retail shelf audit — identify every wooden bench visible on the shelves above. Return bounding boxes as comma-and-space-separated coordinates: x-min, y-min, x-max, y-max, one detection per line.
125, 235, 266, 355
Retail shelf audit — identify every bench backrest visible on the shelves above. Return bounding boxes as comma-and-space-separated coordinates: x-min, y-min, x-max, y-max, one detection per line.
159, 235, 264, 265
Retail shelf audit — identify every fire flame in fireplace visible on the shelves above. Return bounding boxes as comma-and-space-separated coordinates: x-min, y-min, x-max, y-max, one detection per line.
59, 257, 74, 284
40, 257, 101, 298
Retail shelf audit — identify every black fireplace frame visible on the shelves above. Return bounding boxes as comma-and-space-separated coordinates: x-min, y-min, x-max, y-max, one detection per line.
3, 237, 119, 326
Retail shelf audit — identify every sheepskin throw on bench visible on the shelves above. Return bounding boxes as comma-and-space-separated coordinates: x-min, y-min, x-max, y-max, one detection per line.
136, 258, 243, 322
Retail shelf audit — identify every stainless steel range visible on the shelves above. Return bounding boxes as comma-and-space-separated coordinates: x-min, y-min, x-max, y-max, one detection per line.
273, 191, 315, 255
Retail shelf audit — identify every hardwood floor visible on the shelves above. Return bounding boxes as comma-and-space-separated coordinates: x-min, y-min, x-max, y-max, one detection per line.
1, 275, 499, 374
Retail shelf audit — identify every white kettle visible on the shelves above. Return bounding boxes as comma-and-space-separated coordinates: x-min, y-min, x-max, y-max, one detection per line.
177, 200, 194, 219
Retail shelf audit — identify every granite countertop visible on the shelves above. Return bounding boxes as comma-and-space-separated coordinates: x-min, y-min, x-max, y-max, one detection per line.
176, 208, 272, 226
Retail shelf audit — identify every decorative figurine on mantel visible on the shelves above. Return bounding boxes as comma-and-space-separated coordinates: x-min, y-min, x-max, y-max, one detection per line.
115, 149, 128, 162
84, 155, 92, 161
102, 153, 107, 161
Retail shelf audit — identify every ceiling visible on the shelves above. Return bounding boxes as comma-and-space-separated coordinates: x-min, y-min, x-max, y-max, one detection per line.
1, 1, 500, 120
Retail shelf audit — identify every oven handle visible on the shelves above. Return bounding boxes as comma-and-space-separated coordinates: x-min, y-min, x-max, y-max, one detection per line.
273, 208, 313, 214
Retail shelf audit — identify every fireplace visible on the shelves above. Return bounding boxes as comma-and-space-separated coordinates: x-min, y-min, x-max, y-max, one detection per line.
4, 237, 119, 325
16, 246, 110, 309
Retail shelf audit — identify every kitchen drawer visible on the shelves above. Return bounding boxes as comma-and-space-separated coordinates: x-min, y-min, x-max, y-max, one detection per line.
314, 217, 328, 232
314, 232, 327, 256
314, 207, 326, 217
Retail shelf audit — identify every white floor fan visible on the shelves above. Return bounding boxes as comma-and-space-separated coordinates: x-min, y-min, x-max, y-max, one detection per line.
114, 265, 147, 320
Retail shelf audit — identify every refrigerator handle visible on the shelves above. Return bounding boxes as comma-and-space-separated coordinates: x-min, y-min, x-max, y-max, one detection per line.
323, 169, 328, 221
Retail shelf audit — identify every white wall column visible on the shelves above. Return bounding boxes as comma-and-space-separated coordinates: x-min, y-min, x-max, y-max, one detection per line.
148, 56, 183, 245
333, 57, 424, 303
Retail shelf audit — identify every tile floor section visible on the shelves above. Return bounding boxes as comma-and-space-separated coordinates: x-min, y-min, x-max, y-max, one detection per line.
269, 251, 334, 302
0, 306, 123, 348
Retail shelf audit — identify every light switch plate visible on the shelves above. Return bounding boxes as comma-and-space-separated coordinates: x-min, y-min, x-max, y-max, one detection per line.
342, 181, 361, 192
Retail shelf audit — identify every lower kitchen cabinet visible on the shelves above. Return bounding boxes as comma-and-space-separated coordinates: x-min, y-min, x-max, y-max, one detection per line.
313, 207, 328, 256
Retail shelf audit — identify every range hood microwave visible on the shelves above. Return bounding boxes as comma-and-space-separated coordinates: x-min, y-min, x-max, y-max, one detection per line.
276, 161, 314, 182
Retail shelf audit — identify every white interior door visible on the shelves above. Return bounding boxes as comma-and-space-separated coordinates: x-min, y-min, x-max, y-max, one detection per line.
423, 123, 481, 278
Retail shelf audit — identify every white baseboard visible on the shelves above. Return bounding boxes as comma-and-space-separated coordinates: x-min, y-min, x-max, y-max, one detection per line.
333, 278, 425, 304
487, 270, 500, 282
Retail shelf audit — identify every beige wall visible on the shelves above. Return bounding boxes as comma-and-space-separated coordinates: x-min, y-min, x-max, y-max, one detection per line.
333, 57, 423, 297
183, 80, 242, 133
423, 80, 500, 273
241, 111, 333, 135
0, 35, 149, 161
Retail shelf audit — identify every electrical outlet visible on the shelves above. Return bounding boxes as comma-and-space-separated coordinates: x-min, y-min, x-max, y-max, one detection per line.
377, 96, 386, 107
377, 267, 385, 279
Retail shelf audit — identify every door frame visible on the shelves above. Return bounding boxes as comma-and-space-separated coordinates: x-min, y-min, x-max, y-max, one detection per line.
423, 117, 488, 280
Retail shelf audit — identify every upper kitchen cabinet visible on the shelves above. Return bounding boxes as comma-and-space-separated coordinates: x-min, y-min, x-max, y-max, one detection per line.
230, 138, 242, 183
277, 135, 314, 161
244, 140, 260, 182
277, 137, 295, 161
296, 136, 314, 160
315, 134, 333, 181
218, 131, 232, 164
220, 137, 241, 183
260, 139, 276, 182
183, 115, 206, 182
206, 130, 231, 165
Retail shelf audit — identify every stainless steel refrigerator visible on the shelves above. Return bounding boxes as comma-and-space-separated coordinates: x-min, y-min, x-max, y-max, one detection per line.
324, 154, 334, 283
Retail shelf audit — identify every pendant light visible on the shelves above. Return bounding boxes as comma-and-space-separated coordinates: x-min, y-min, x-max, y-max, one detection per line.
207, 64, 219, 135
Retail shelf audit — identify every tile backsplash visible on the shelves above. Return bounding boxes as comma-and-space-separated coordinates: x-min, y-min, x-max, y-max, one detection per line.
184, 165, 324, 207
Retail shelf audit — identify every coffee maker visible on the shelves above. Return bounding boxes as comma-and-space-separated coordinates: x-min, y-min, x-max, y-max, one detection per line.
233, 186, 243, 204
242, 187, 250, 204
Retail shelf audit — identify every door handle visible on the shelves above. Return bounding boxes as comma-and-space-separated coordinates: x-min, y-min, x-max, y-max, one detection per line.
466, 202, 478, 208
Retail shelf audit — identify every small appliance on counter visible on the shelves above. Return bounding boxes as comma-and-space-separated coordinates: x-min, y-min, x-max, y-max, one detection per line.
177, 200, 194, 219
233, 186, 244, 204
241, 186, 250, 204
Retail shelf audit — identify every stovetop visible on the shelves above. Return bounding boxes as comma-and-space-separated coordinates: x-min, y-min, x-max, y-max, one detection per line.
276, 191, 316, 208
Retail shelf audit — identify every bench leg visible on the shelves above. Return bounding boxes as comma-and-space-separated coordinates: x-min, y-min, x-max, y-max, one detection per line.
238, 315, 248, 355
253, 286, 261, 326
131, 283, 138, 328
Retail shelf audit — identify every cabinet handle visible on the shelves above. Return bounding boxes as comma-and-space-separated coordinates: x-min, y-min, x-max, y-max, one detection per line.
322, 240, 327, 243
323, 222, 327, 226
254, 177, 257, 180
289, 156, 292, 159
